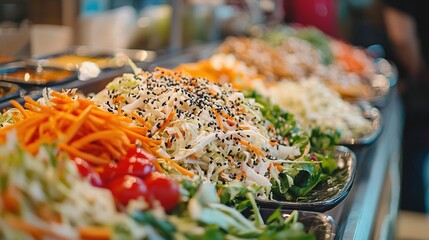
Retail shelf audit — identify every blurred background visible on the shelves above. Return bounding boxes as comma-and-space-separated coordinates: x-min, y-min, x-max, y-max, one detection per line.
0, 0, 389, 56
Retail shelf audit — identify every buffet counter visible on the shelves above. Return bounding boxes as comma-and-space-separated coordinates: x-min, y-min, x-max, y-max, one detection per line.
327, 89, 403, 239
0, 43, 403, 239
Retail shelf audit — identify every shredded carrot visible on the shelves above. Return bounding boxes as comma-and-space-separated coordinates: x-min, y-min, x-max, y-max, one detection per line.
269, 140, 277, 147
273, 163, 283, 172
24, 96, 51, 111
71, 130, 123, 149
156, 109, 176, 133
238, 125, 250, 130
151, 158, 164, 172
63, 105, 93, 144
155, 152, 196, 178
214, 109, 227, 132
112, 95, 125, 104
0, 91, 156, 167
174, 58, 258, 91
238, 139, 264, 157
119, 126, 161, 146
78, 226, 112, 240
221, 111, 235, 121
235, 172, 247, 180
116, 105, 122, 116
131, 110, 152, 129
5, 217, 69, 240
10, 100, 29, 118
59, 144, 109, 165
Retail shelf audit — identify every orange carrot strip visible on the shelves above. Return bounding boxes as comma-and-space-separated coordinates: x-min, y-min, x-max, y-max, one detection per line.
5, 217, 69, 240
155, 152, 195, 178
238, 125, 250, 130
238, 139, 264, 157
59, 144, 108, 165
221, 111, 235, 121
119, 126, 161, 145
78, 226, 112, 240
83, 143, 106, 152
131, 111, 152, 129
71, 130, 124, 149
50, 91, 70, 99
98, 139, 122, 159
62, 105, 93, 144
156, 109, 176, 133
152, 158, 164, 172
23, 126, 38, 144
127, 126, 148, 135
24, 96, 51, 111
0, 115, 49, 138
112, 95, 125, 104
273, 163, 283, 171
10, 100, 29, 118
215, 110, 226, 131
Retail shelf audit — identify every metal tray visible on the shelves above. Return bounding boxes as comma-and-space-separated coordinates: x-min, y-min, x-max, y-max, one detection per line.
0, 62, 77, 86
375, 58, 398, 88
0, 81, 21, 102
259, 209, 336, 240
256, 146, 356, 212
0, 56, 17, 66
340, 101, 382, 146
36, 46, 158, 71
149, 43, 219, 70
153, 42, 393, 107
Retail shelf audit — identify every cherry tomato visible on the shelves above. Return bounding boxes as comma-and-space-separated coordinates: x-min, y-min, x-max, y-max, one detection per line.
100, 161, 118, 183
73, 158, 104, 187
108, 175, 151, 206
103, 148, 156, 181
144, 172, 181, 211
124, 147, 156, 162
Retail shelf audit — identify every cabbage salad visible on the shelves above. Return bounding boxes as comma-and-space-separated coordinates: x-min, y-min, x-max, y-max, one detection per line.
176, 52, 364, 143
0, 135, 315, 240
252, 78, 374, 140
219, 35, 376, 100
92, 68, 338, 201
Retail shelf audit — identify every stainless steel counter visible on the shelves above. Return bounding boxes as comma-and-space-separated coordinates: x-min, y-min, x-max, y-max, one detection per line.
327, 90, 403, 239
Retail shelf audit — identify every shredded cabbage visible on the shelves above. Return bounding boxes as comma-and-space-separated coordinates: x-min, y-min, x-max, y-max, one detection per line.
92, 69, 304, 198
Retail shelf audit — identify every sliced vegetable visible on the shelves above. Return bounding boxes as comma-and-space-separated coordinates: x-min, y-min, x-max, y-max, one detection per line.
144, 172, 181, 212
108, 175, 151, 207
0, 90, 159, 166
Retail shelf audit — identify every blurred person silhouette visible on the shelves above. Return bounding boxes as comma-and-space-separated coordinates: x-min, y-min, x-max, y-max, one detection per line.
384, 0, 429, 212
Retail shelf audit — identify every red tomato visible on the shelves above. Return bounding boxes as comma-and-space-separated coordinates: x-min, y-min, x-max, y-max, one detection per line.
73, 158, 104, 187
144, 172, 181, 211
100, 161, 118, 183
124, 147, 156, 162
108, 175, 151, 206
103, 148, 156, 181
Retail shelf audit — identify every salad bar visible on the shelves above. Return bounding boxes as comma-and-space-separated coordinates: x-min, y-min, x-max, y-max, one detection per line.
0, 26, 402, 239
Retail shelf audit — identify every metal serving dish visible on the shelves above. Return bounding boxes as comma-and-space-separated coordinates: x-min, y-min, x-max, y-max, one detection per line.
256, 146, 356, 212
149, 43, 219, 70
340, 101, 382, 146
0, 62, 77, 86
0, 56, 17, 66
259, 209, 336, 240
0, 82, 21, 102
37, 46, 158, 71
